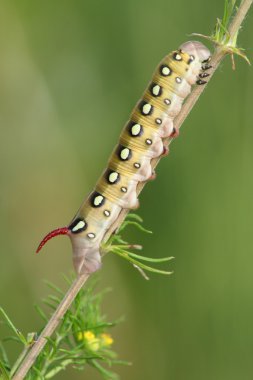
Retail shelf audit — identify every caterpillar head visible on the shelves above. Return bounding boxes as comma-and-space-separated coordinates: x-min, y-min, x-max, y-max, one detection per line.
36, 219, 101, 275
179, 41, 211, 63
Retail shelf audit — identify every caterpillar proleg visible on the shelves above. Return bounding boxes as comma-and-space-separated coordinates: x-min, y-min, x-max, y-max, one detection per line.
37, 41, 211, 274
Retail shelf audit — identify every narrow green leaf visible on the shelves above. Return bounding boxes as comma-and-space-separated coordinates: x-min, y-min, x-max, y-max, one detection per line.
113, 249, 173, 275
71, 359, 87, 365
61, 273, 72, 285
0, 343, 9, 368
34, 304, 48, 322
2, 337, 22, 344
118, 221, 152, 234
31, 365, 44, 379
111, 236, 128, 245
42, 299, 58, 310
44, 280, 64, 296
117, 249, 174, 263
45, 336, 57, 347
45, 360, 73, 379
47, 295, 62, 304
91, 360, 119, 380
0, 360, 10, 380
89, 322, 116, 330
0, 308, 27, 345
125, 213, 143, 223
0, 359, 10, 380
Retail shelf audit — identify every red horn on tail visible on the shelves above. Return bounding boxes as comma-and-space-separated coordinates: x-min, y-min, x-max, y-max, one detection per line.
36, 227, 69, 253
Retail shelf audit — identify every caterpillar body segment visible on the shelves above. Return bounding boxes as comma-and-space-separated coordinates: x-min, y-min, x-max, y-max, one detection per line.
37, 41, 211, 275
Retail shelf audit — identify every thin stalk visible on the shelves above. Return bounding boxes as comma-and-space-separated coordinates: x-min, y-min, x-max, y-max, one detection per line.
12, 1, 252, 378
228, 0, 252, 39
12, 274, 89, 380
10, 346, 31, 378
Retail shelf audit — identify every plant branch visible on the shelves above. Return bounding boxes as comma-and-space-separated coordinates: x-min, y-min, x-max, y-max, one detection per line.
12, 1, 252, 378
12, 274, 89, 380
228, 0, 252, 39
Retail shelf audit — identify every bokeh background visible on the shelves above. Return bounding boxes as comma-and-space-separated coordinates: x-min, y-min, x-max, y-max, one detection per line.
0, 1, 253, 379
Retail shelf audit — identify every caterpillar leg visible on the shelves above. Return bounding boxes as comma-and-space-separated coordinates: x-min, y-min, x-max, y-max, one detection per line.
196, 79, 207, 85
162, 146, 170, 157
199, 72, 210, 79
197, 60, 212, 84
149, 170, 157, 181
170, 127, 180, 138
202, 63, 212, 70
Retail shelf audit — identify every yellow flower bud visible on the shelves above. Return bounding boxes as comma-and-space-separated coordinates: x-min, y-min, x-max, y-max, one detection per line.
83, 331, 95, 341
100, 333, 114, 347
83, 330, 100, 351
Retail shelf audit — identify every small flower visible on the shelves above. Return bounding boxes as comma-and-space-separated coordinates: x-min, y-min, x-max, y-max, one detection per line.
76, 330, 114, 351
83, 331, 95, 341
100, 333, 114, 347
77, 330, 100, 351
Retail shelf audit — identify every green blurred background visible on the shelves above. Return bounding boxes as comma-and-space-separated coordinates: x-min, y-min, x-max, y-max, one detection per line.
0, 0, 252, 379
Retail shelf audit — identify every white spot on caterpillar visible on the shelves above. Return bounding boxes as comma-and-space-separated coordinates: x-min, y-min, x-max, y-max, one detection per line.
142, 103, 152, 115
121, 187, 127, 193
145, 139, 152, 145
161, 65, 171, 76
131, 124, 141, 136
134, 162, 141, 168
87, 233, 96, 239
174, 53, 182, 61
120, 148, 130, 160
109, 172, 119, 183
104, 210, 110, 217
176, 77, 182, 83
71, 220, 86, 232
164, 99, 171, 105
155, 118, 162, 125
94, 195, 104, 206
152, 85, 161, 96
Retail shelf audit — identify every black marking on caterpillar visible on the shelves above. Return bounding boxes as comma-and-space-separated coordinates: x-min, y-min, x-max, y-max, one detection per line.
173, 52, 183, 61
160, 64, 172, 76
187, 55, 195, 64
155, 118, 162, 125
90, 191, 106, 207
139, 100, 154, 116
117, 145, 132, 161
149, 83, 163, 97
127, 121, 144, 137
199, 72, 210, 78
196, 79, 207, 85
106, 169, 121, 184
69, 218, 88, 234
202, 63, 212, 70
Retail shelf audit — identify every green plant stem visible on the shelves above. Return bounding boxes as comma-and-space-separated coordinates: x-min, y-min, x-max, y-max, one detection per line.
12, 1, 252, 378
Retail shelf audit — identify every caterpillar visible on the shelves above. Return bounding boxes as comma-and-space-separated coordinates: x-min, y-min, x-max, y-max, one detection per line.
37, 41, 211, 274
